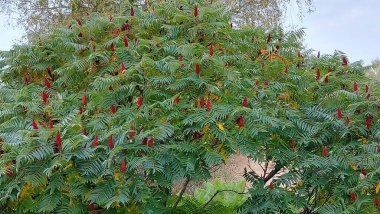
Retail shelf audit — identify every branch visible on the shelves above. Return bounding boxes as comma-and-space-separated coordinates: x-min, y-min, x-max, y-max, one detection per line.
172, 177, 190, 210
202, 189, 247, 209
263, 165, 282, 183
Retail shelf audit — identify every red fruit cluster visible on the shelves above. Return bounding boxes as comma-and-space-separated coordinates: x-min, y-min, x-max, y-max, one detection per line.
199, 97, 205, 108
242, 97, 248, 107
289, 139, 295, 148
129, 125, 136, 139
237, 116, 244, 128
93, 134, 99, 147
205, 99, 211, 111
350, 192, 356, 202
137, 96, 143, 109
42, 91, 48, 103
194, 5, 198, 17
56, 131, 62, 151
121, 159, 126, 172
322, 145, 327, 157
195, 63, 201, 75
209, 44, 214, 56
108, 135, 114, 149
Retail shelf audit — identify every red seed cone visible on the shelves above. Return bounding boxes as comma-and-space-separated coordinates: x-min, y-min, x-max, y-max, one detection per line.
110, 42, 115, 51
123, 35, 129, 47
110, 105, 117, 113
178, 55, 184, 67
269, 181, 274, 190
195, 63, 201, 75
238, 116, 244, 128
148, 138, 154, 148
56, 131, 62, 150
242, 97, 248, 107
108, 135, 114, 149
353, 82, 358, 92
49, 120, 54, 129
337, 107, 342, 119
206, 99, 211, 111
42, 91, 48, 103
130, 6, 134, 16
322, 145, 327, 157
82, 94, 87, 106
89, 203, 95, 211
289, 139, 295, 148
350, 192, 356, 202
194, 5, 198, 17
137, 96, 143, 109
316, 68, 320, 80
121, 62, 126, 71
209, 44, 214, 56
345, 116, 350, 126
129, 125, 135, 139
324, 76, 329, 84
199, 97, 205, 108
6, 167, 12, 177
44, 78, 51, 89
93, 134, 99, 147
361, 169, 366, 176
266, 34, 271, 44
121, 159, 126, 172
366, 116, 372, 129
141, 138, 147, 146
174, 96, 181, 104
193, 131, 200, 140
32, 120, 38, 130
342, 57, 348, 66
76, 19, 82, 26
375, 198, 380, 207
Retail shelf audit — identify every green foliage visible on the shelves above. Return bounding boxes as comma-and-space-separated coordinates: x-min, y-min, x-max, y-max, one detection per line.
175, 178, 248, 214
0, 0, 379, 213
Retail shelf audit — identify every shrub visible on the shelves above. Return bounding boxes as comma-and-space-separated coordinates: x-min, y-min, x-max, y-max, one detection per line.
0, 0, 379, 213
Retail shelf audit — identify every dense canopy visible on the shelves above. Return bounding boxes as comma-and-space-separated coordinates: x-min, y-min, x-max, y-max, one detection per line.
0, 0, 379, 213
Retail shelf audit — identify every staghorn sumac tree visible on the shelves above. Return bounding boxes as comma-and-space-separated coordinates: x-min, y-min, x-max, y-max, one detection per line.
0, 0, 379, 213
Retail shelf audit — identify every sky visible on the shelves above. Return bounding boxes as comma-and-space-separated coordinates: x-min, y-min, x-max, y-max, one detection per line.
285, 0, 380, 65
0, 1, 379, 65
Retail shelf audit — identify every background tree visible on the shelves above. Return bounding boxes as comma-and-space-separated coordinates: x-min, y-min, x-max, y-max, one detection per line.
0, 0, 313, 40
0, 0, 379, 213
225, 0, 314, 27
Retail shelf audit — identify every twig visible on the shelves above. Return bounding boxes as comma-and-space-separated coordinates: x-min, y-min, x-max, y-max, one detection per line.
263, 162, 269, 177
172, 177, 190, 211
202, 189, 248, 209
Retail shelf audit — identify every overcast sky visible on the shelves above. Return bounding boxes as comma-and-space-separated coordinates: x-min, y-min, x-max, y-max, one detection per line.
285, 0, 380, 65
0, 0, 379, 65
